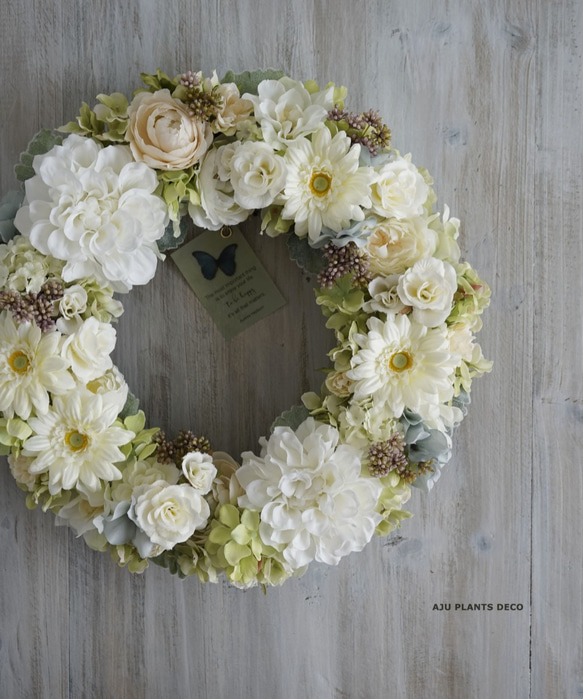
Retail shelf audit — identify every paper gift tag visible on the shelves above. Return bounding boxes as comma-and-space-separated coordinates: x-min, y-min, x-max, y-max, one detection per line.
171, 227, 287, 340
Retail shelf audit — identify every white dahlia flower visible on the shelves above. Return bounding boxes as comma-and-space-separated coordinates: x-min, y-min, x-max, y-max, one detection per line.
282, 128, 374, 242
246, 77, 333, 148
14, 135, 169, 291
0, 311, 75, 419
237, 417, 382, 571
23, 388, 134, 496
347, 315, 458, 423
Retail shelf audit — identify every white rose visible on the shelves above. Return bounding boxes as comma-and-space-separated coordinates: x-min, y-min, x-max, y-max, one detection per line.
85, 366, 128, 409
370, 154, 430, 219
126, 89, 212, 170
229, 141, 287, 209
57, 284, 88, 334
188, 147, 251, 230
397, 257, 458, 326
212, 83, 254, 136
129, 480, 210, 551
365, 216, 437, 276
181, 451, 217, 494
447, 323, 475, 362
363, 275, 407, 315
61, 316, 116, 382
325, 370, 354, 398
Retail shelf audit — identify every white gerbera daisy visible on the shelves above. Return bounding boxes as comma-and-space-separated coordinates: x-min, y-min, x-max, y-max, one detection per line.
347, 315, 458, 424
0, 311, 75, 419
281, 127, 374, 243
23, 388, 134, 496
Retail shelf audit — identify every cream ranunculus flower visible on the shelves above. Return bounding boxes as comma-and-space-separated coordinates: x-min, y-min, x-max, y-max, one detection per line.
181, 451, 217, 494
211, 451, 243, 506
370, 153, 430, 219
129, 480, 210, 551
126, 89, 213, 170
365, 216, 438, 276
212, 83, 254, 136
228, 141, 287, 209
61, 316, 116, 383
397, 257, 458, 326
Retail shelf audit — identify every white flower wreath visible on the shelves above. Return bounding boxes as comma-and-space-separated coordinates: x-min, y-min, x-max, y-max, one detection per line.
0, 69, 492, 587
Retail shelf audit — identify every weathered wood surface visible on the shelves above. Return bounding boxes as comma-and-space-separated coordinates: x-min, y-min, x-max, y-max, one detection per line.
0, 0, 579, 696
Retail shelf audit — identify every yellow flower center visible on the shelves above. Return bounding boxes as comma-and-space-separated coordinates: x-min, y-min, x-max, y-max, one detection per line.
8, 350, 31, 374
65, 431, 89, 452
388, 351, 413, 373
309, 171, 332, 197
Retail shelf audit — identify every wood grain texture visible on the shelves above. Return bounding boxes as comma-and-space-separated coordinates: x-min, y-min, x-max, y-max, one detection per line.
0, 0, 579, 697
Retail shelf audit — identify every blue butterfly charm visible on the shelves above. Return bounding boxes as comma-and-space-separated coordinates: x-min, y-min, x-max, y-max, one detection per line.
192, 243, 238, 280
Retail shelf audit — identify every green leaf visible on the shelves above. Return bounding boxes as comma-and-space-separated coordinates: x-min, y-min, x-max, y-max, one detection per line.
15, 129, 63, 182
218, 504, 240, 529
286, 233, 325, 274
271, 405, 310, 431
224, 540, 251, 566
123, 409, 146, 434
119, 391, 140, 420
221, 69, 285, 95
6, 418, 32, 441
231, 523, 252, 546
156, 216, 190, 253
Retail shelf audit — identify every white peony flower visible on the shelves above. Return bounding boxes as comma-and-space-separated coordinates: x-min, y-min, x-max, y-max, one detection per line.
188, 146, 251, 230
0, 311, 75, 419
365, 215, 438, 276
369, 153, 430, 219
23, 388, 134, 496
129, 480, 210, 552
61, 316, 116, 382
126, 89, 213, 169
246, 77, 333, 148
363, 275, 407, 315
282, 127, 375, 242
228, 141, 287, 209
397, 257, 458, 326
181, 451, 217, 494
237, 417, 382, 571
347, 314, 458, 424
14, 135, 169, 291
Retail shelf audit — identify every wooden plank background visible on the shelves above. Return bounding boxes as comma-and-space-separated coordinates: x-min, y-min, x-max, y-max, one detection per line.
0, 0, 580, 696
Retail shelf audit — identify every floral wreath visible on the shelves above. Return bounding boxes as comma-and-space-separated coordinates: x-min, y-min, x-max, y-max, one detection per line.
0, 69, 492, 587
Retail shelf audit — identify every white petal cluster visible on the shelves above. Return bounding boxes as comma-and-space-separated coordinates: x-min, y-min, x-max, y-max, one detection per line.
0, 236, 64, 293
181, 451, 217, 494
237, 418, 382, 570
228, 141, 287, 209
14, 135, 169, 291
61, 316, 116, 382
